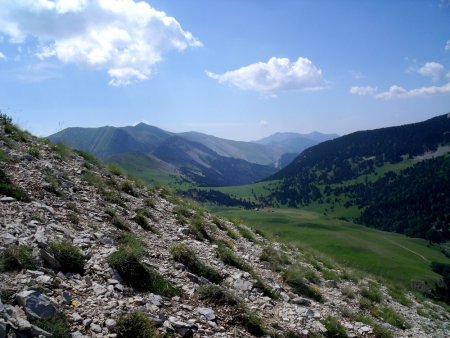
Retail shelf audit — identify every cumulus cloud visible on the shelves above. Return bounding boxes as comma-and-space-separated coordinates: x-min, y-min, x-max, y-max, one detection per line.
375, 83, 450, 99
0, 0, 201, 85
349, 86, 377, 96
206, 57, 324, 94
446, 40, 450, 51
417, 62, 447, 82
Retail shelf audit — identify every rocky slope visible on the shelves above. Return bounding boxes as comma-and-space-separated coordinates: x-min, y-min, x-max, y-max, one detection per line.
0, 118, 449, 338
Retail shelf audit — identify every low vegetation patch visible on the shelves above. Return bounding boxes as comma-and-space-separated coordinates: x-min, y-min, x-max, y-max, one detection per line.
371, 306, 411, 330
75, 150, 101, 167
170, 243, 222, 283
0, 245, 37, 271
190, 216, 213, 242
31, 313, 70, 338
133, 212, 156, 232
121, 180, 138, 197
236, 224, 257, 242
216, 243, 251, 273
0, 168, 30, 201
260, 246, 290, 272
198, 283, 240, 306
115, 311, 158, 338
48, 240, 85, 274
322, 315, 348, 338
361, 284, 383, 303
109, 234, 179, 296
283, 266, 324, 302
44, 174, 63, 196
341, 286, 356, 299
51, 142, 72, 160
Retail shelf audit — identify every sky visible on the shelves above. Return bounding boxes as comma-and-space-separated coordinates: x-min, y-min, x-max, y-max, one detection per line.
0, 0, 449, 141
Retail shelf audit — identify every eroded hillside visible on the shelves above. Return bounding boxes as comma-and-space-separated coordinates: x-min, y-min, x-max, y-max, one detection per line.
1, 116, 449, 337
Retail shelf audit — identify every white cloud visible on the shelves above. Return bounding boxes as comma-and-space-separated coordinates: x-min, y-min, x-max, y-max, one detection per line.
259, 120, 269, 126
445, 40, 450, 51
349, 86, 377, 96
375, 83, 450, 99
417, 62, 447, 82
0, 52, 6, 60
206, 57, 324, 94
0, 0, 201, 85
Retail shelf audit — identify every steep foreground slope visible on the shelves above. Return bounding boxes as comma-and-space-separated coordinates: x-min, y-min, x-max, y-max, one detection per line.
1, 118, 449, 337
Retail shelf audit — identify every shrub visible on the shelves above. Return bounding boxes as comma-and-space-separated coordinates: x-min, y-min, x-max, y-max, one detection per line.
283, 266, 323, 302
109, 235, 179, 296
49, 240, 85, 273
198, 284, 240, 306
31, 313, 70, 338
0, 246, 37, 271
322, 316, 348, 338
216, 244, 251, 273
371, 306, 411, 329
0, 168, 30, 201
67, 212, 79, 225
236, 224, 257, 242
170, 243, 221, 283
115, 311, 158, 338
361, 284, 383, 303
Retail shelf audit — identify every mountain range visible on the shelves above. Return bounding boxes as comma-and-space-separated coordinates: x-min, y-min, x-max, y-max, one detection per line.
48, 124, 336, 187
199, 113, 450, 242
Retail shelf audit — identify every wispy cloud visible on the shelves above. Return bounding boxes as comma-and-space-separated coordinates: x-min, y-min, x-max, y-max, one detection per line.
0, 52, 6, 60
206, 57, 325, 95
376, 83, 450, 99
0, 0, 201, 86
259, 120, 269, 126
349, 86, 377, 96
445, 40, 450, 51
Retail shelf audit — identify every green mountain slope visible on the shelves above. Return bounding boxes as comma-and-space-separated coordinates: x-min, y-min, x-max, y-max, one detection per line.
262, 113, 450, 241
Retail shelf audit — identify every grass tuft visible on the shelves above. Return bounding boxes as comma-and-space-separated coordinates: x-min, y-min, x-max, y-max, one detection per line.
322, 315, 348, 338
361, 284, 383, 303
371, 306, 411, 330
49, 240, 85, 274
283, 266, 324, 302
216, 243, 251, 273
0, 246, 37, 271
109, 234, 179, 296
260, 246, 290, 272
115, 311, 158, 338
198, 283, 240, 306
31, 313, 70, 338
170, 243, 221, 283
0, 168, 30, 201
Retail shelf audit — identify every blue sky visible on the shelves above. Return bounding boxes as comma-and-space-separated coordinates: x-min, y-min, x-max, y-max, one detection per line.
0, 0, 449, 140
